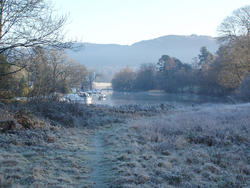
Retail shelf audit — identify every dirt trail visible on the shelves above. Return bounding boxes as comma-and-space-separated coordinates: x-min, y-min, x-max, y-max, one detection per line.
86, 122, 135, 188
87, 126, 114, 188
0, 122, 125, 188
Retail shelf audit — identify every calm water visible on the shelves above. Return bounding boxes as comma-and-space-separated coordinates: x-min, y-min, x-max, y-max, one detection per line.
93, 91, 229, 106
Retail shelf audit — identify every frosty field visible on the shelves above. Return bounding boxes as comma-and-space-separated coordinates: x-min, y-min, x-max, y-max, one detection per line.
0, 101, 249, 187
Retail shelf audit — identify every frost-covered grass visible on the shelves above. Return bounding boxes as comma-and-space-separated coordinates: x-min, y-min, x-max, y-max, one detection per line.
109, 103, 250, 187
0, 104, 93, 187
0, 127, 92, 187
136, 104, 250, 149
1, 101, 249, 187
5, 101, 173, 128
0, 100, 173, 187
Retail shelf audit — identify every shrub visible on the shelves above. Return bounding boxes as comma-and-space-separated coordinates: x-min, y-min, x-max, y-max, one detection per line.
238, 73, 250, 101
0, 90, 14, 99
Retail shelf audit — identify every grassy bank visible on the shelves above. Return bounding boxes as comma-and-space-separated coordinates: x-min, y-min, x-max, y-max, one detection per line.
109, 104, 250, 187
0, 101, 249, 187
0, 100, 173, 187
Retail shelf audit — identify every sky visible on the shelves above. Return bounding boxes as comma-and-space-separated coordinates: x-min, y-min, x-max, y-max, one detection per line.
52, 0, 249, 45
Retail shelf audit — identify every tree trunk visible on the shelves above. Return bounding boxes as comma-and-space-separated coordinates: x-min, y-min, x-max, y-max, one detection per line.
0, 0, 3, 40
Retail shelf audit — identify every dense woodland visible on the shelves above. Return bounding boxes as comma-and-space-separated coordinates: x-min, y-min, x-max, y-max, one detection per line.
112, 5, 250, 100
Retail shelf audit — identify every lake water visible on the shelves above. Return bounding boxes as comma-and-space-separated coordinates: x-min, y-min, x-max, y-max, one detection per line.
93, 91, 228, 106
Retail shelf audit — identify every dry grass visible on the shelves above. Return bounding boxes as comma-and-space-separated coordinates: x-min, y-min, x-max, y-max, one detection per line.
3, 100, 173, 129
0, 125, 92, 187
0, 101, 249, 187
0, 101, 173, 187
109, 103, 250, 187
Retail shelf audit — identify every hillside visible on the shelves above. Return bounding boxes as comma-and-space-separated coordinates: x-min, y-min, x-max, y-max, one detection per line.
67, 35, 218, 81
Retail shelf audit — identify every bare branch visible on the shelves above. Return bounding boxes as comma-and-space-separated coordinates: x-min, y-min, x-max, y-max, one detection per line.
0, 64, 26, 76
217, 5, 250, 44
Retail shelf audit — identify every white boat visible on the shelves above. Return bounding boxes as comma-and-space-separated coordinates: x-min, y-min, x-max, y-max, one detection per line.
64, 94, 82, 103
98, 93, 106, 100
78, 92, 92, 104
64, 93, 92, 104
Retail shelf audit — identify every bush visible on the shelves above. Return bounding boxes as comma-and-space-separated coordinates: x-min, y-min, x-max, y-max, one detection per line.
238, 74, 250, 100
0, 90, 14, 99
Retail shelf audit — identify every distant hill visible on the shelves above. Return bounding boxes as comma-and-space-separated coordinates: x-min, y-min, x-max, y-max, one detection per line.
67, 34, 218, 80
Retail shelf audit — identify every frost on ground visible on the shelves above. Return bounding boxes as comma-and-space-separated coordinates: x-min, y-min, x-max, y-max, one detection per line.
107, 103, 250, 187
0, 108, 92, 187
0, 101, 173, 187
0, 101, 249, 187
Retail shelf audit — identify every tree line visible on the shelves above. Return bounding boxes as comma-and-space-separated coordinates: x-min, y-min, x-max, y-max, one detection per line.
0, 0, 90, 100
0, 47, 91, 99
112, 5, 250, 100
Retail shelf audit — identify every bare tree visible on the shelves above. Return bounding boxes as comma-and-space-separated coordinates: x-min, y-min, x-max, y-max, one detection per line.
0, 0, 77, 76
134, 63, 156, 91
45, 49, 70, 92
112, 67, 136, 91
67, 62, 88, 89
26, 47, 76, 96
216, 5, 250, 89
217, 5, 250, 43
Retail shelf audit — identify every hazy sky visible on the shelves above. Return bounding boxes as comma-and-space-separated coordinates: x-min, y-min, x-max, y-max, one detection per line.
52, 0, 249, 45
